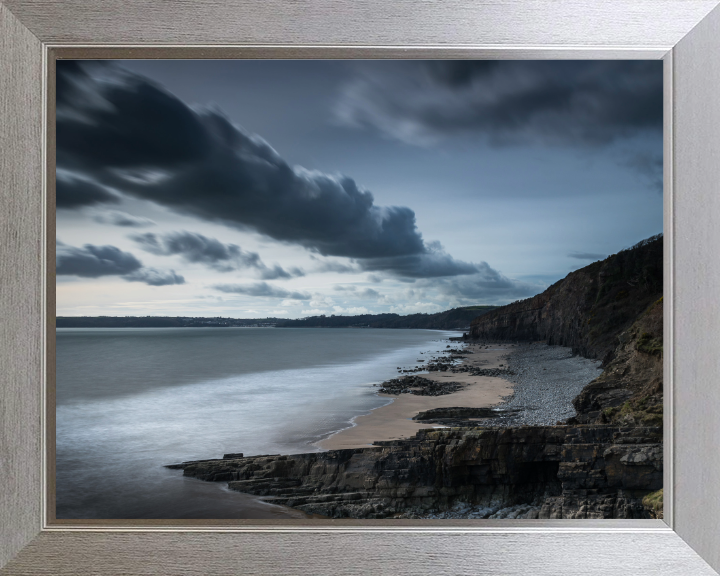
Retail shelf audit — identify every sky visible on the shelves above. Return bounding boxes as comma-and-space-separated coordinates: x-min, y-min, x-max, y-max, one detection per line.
56, 60, 663, 318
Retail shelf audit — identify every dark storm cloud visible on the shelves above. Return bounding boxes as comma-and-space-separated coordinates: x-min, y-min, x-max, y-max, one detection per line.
568, 251, 606, 261
57, 61, 210, 173
212, 282, 311, 300
56, 242, 183, 285
130, 231, 302, 278
56, 172, 120, 208
92, 210, 156, 227
335, 61, 663, 147
55, 61, 476, 279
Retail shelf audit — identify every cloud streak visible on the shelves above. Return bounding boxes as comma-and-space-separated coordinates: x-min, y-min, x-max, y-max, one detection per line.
92, 210, 156, 227
56, 241, 184, 285
131, 230, 302, 278
212, 282, 311, 300
56, 243, 143, 277
124, 268, 186, 286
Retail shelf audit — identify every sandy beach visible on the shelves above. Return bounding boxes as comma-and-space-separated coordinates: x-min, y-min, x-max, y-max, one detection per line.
318, 342, 515, 450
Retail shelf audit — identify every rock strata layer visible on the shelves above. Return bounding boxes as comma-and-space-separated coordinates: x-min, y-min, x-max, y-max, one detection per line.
170, 424, 661, 519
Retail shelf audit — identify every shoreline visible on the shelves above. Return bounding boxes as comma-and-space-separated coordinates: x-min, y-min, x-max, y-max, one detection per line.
318, 342, 515, 450
169, 338, 659, 520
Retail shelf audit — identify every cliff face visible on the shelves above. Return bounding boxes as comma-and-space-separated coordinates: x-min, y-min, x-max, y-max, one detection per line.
172, 424, 662, 519
570, 296, 663, 426
470, 235, 662, 362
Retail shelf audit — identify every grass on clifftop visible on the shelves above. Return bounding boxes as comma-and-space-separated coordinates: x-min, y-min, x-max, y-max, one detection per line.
642, 489, 663, 519
603, 398, 663, 427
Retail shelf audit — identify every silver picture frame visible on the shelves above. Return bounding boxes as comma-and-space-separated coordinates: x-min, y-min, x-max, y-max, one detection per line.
2, 1, 720, 573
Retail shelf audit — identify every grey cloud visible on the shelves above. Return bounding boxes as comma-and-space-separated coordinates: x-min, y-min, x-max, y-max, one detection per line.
333, 285, 381, 298
359, 242, 479, 278
124, 268, 185, 286
56, 61, 473, 279
56, 243, 142, 277
56, 172, 120, 208
56, 241, 183, 285
131, 231, 301, 277
313, 260, 361, 274
212, 282, 311, 300
568, 251, 606, 261
358, 288, 381, 299
92, 210, 156, 227
430, 263, 541, 304
258, 265, 299, 280
132, 231, 259, 271
335, 61, 662, 148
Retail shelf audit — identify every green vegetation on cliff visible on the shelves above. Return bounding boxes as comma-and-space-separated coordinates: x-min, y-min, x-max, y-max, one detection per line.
642, 489, 664, 519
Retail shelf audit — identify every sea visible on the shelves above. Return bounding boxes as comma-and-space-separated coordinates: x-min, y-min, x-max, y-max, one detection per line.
55, 327, 460, 519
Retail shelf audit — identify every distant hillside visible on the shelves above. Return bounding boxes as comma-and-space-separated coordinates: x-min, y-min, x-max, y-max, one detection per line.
55, 317, 280, 328
275, 306, 497, 330
57, 306, 497, 330
470, 234, 663, 362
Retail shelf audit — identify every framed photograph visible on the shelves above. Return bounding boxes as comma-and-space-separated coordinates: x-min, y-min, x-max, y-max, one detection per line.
2, 1, 720, 574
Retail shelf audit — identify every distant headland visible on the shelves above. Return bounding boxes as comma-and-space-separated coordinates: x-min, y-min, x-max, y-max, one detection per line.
55, 306, 497, 331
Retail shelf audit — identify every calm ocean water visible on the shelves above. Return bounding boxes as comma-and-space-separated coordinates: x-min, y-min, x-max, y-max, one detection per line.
55, 327, 459, 519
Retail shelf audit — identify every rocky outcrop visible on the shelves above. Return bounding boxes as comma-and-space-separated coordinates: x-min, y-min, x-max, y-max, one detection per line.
569, 296, 663, 426
170, 424, 661, 519
412, 406, 523, 427
469, 234, 662, 362
377, 376, 465, 396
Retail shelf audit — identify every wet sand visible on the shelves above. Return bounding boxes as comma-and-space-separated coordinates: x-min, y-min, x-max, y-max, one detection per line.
167, 480, 316, 519
318, 343, 515, 450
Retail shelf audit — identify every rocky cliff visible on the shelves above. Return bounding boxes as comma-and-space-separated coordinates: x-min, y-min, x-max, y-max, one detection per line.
469, 234, 662, 362
569, 295, 663, 427
171, 424, 662, 519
